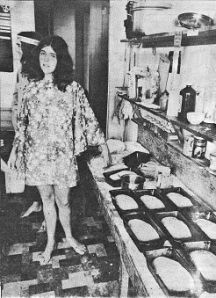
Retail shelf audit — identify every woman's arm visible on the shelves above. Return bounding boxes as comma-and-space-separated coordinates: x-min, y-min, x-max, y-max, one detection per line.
73, 83, 112, 166
8, 95, 28, 170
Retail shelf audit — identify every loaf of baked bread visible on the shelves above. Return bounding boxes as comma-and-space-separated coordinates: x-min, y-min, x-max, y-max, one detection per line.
110, 170, 137, 181
153, 256, 194, 292
128, 218, 160, 242
166, 192, 193, 208
140, 195, 165, 210
189, 250, 216, 281
115, 194, 138, 210
195, 218, 216, 240
161, 216, 192, 239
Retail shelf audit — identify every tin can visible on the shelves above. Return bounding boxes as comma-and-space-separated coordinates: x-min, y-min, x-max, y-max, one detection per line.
183, 135, 194, 157
192, 136, 207, 159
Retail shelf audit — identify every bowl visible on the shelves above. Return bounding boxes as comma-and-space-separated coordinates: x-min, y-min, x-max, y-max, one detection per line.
187, 112, 205, 125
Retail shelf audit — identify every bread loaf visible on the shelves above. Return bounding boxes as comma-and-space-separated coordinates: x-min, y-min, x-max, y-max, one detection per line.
166, 192, 193, 208
140, 195, 165, 210
110, 170, 137, 181
189, 250, 216, 281
195, 219, 216, 240
161, 216, 192, 239
153, 256, 194, 292
128, 218, 160, 241
115, 194, 138, 210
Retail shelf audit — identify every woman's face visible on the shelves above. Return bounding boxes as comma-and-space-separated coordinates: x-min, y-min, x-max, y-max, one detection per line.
39, 45, 57, 75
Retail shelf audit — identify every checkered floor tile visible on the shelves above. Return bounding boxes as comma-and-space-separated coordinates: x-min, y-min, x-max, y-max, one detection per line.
0, 180, 121, 297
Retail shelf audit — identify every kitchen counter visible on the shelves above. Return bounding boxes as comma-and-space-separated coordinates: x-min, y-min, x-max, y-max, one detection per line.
87, 152, 212, 297
87, 158, 166, 297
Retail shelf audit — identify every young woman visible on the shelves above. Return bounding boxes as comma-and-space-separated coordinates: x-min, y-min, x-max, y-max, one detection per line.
12, 31, 45, 222
9, 35, 110, 264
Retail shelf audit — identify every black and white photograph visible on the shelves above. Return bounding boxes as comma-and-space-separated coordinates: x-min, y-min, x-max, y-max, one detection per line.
1, 0, 216, 297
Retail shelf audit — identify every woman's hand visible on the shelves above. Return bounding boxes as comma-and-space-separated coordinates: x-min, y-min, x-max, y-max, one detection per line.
8, 147, 17, 170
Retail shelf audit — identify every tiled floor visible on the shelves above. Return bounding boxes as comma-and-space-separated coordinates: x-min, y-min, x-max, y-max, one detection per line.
0, 161, 121, 297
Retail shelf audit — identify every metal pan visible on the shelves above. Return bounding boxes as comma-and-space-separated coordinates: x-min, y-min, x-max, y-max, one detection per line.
178, 12, 213, 30
122, 211, 169, 253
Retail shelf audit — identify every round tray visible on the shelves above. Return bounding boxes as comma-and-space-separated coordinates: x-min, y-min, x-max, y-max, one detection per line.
178, 12, 213, 29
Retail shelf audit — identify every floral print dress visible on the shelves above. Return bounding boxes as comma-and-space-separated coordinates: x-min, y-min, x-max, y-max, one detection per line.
13, 80, 105, 188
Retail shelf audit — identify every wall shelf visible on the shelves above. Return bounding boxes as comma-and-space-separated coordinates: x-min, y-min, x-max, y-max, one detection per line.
121, 26, 216, 48
118, 93, 216, 143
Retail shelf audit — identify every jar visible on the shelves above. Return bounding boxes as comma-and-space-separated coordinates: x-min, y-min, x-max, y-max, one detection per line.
209, 152, 216, 172
183, 134, 194, 157
192, 136, 207, 159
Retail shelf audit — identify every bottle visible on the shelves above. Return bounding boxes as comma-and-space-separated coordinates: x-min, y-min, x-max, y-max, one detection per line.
179, 85, 196, 120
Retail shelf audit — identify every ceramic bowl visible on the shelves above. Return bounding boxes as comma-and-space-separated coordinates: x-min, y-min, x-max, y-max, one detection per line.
187, 112, 205, 125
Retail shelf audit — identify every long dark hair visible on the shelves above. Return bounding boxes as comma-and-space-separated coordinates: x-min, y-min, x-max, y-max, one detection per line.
29, 35, 74, 91
18, 31, 42, 75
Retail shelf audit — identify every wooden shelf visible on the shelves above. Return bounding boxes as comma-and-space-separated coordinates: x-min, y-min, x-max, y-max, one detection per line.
118, 93, 216, 143
121, 26, 216, 48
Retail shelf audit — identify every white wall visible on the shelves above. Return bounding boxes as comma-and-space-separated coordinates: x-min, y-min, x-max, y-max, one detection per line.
107, 0, 216, 140
107, 0, 130, 140
0, 0, 35, 109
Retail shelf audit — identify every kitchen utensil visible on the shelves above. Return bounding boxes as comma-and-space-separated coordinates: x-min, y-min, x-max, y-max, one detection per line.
178, 13, 213, 30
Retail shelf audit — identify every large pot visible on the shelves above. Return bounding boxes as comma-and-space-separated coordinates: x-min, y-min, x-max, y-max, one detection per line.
131, 1, 174, 35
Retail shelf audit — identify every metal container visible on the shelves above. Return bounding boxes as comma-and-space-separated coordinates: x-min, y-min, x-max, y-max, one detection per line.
121, 174, 145, 190
192, 136, 207, 159
131, 1, 173, 36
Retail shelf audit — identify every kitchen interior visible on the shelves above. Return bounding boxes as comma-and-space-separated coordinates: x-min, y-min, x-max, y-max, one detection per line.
1, 0, 216, 297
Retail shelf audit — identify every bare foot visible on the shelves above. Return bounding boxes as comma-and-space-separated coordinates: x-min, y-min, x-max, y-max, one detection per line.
39, 242, 55, 265
67, 237, 86, 255
21, 202, 42, 218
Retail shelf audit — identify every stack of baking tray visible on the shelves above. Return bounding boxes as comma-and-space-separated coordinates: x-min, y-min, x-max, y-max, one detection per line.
121, 211, 170, 252
144, 246, 200, 297
109, 185, 216, 297
177, 241, 216, 296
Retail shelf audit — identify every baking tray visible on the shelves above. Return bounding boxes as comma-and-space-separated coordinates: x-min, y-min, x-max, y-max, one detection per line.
178, 241, 216, 293
103, 167, 144, 187
152, 211, 209, 245
134, 189, 177, 213
145, 247, 198, 297
183, 209, 216, 223
185, 211, 216, 242
109, 189, 142, 216
123, 151, 151, 169
121, 212, 169, 252
159, 187, 203, 211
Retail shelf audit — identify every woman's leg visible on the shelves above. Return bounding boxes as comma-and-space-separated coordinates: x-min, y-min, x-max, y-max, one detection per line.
21, 186, 42, 218
54, 185, 86, 255
37, 185, 56, 263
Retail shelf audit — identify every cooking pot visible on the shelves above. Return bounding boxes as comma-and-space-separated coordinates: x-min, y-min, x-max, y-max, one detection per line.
131, 1, 173, 35
121, 174, 145, 190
